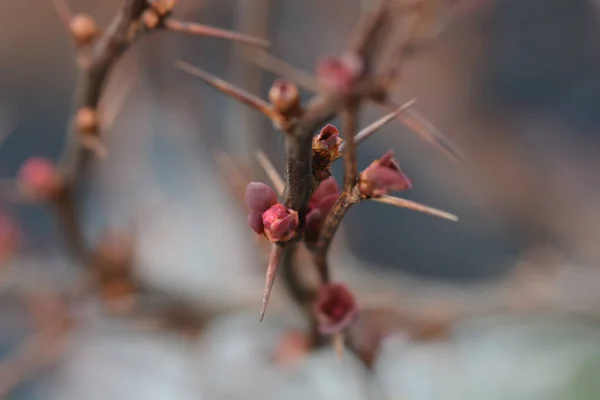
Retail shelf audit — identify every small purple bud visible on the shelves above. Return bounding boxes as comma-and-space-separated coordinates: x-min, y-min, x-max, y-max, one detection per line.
262, 204, 299, 243
247, 212, 264, 234
245, 182, 278, 213
304, 208, 323, 243
313, 283, 359, 335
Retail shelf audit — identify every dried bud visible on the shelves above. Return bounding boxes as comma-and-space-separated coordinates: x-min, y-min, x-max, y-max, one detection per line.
245, 182, 278, 213
268, 79, 300, 115
358, 150, 412, 198
262, 203, 298, 242
18, 157, 63, 201
316, 53, 363, 95
149, 0, 177, 17
69, 14, 99, 46
313, 283, 359, 335
247, 212, 264, 234
0, 212, 19, 265
75, 107, 99, 135
313, 124, 343, 158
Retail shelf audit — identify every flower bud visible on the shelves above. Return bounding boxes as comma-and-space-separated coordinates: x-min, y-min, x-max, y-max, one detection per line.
247, 211, 264, 234
304, 208, 322, 243
245, 182, 278, 213
262, 203, 298, 242
18, 157, 63, 201
316, 53, 363, 95
310, 177, 340, 210
312, 124, 343, 158
268, 79, 300, 115
313, 283, 359, 335
358, 150, 412, 198
69, 14, 99, 46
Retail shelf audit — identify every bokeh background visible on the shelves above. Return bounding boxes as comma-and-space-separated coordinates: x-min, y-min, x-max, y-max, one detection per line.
2, 0, 600, 398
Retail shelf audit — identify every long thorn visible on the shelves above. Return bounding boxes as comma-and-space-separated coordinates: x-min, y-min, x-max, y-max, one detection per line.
50, 0, 73, 26
164, 19, 270, 48
333, 332, 345, 361
260, 244, 284, 321
372, 195, 458, 221
255, 150, 285, 196
383, 101, 466, 163
340, 98, 417, 152
175, 60, 279, 121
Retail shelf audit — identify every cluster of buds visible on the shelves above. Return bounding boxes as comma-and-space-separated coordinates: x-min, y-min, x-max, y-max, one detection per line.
305, 177, 340, 243
313, 282, 359, 335
245, 182, 299, 243
316, 52, 364, 95
358, 150, 412, 198
17, 157, 64, 202
312, 124, 343, 181
69, 13, 99, 46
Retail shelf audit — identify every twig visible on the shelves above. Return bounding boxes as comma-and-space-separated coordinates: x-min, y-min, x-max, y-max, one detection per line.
341, 102, 359, 192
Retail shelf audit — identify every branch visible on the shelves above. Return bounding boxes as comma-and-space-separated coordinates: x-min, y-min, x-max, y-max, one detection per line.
341, 102, 359, 192
312, 193, 359, 283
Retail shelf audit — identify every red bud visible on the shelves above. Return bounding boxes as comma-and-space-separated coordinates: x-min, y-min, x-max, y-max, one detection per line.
316, 53, 363, 95
358, 150, 412, 197
247, 212, 264, 234
18, 157, 63, 201
313, 283, 359, 335
262, 203, 298, 243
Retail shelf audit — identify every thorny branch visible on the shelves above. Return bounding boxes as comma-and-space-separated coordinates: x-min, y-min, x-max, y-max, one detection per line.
178, 0, 463, 352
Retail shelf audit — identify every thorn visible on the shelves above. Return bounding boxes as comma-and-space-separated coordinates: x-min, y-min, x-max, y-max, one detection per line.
260, 244, 284, 321
250, 50, 320, 92
255, 150, 285, 196
164, 19, 270, 48
340, 98, 417, 152
372, 195, 458, 221
175, 60, 280, 122
382, 100, 467, 163
333, 332, 345, 360
50, 0, 73, 27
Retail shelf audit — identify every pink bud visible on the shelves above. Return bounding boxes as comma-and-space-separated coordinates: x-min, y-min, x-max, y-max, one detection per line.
316, 53, 363, 95
304, 208, 322, 243
245, 182, 278, 213
262, 203, 299, 242
18, 157, 63, 201
247, 212, 264, 234
310, 177, 340, 208
313, 283, 359, 335
358, 150, 412, 197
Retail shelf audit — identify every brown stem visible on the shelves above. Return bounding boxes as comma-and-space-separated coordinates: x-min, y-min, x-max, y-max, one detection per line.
313, 193, 358, 283
341, 101, 359, 192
